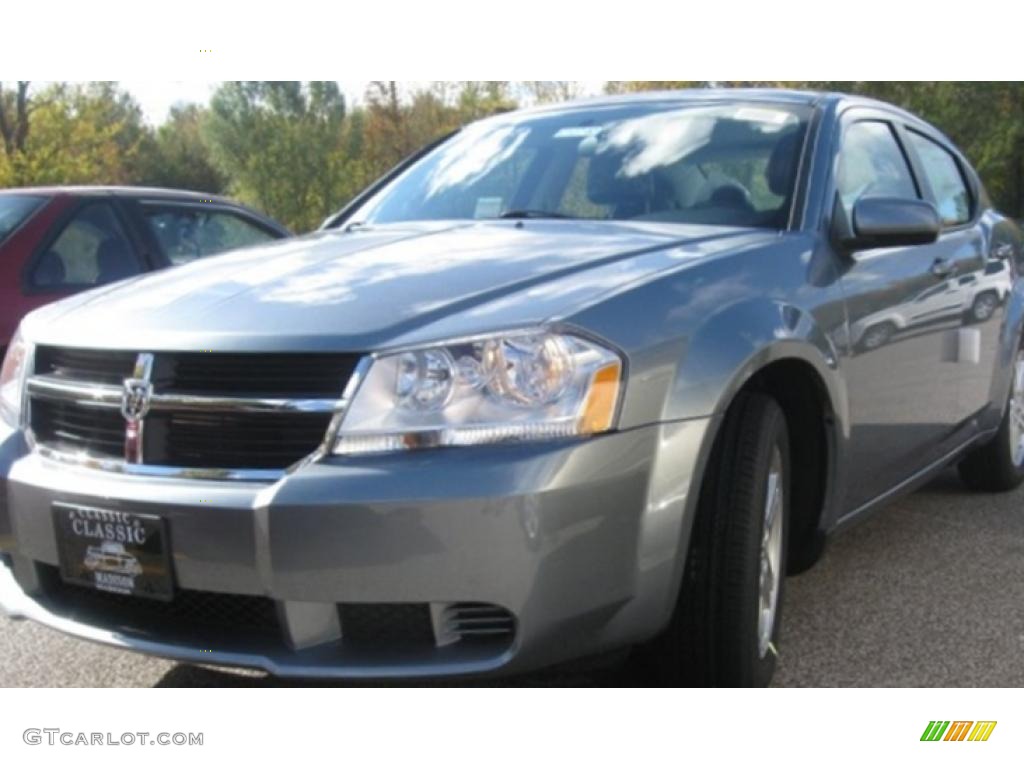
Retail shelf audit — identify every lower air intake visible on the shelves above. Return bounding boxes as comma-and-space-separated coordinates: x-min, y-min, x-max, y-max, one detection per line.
435, 602, 517, 646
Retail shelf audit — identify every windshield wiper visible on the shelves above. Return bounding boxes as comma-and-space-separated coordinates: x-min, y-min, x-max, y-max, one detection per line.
497, 209, 575, 220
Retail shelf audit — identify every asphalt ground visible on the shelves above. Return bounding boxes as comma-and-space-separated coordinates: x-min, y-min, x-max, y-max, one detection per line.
2, 468, 1022, 687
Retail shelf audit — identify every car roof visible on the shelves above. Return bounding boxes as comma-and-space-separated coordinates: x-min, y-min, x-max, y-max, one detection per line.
0, 185, 236, 203
0, 185, 292, 234
492, 88, 925, 125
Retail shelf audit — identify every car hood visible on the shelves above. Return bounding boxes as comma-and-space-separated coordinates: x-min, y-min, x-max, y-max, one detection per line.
23, 220, 773, 352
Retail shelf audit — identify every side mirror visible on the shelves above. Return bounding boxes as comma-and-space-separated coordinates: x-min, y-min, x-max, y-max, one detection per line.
834, 196, 941, 253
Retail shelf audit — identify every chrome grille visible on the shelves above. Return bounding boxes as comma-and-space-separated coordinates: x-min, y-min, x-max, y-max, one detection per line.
27, 347, 362, 477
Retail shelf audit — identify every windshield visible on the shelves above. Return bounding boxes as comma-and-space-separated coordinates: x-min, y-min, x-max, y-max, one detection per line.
0, 194, 46, 244
354, 101, 810, 229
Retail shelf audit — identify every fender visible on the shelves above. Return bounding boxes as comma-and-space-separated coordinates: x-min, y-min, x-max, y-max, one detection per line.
984, 275, 1024, 431
665, 295, 847, 432
643, 296, 849, 630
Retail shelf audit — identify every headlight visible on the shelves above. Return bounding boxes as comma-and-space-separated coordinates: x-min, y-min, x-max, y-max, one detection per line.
0, 329, 31, 428
334, 330, 623, 455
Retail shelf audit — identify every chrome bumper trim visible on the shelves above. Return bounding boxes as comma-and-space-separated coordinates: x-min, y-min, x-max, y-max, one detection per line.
34, 445, 285, 483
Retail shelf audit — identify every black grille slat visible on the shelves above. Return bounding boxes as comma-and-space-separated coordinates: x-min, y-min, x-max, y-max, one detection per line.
153, 352, 358, 398
35, 346, 137, 385
32, 400, 124, 458
446, 603, 517, 644
149, 412, 332, 470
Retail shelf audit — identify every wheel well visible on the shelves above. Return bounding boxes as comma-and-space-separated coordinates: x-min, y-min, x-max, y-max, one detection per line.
741, 359, 833, 574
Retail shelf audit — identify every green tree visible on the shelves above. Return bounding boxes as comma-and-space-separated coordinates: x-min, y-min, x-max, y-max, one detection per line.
203, 81, 354, 231
0, 81, 150, 187
136, 104, 226, 193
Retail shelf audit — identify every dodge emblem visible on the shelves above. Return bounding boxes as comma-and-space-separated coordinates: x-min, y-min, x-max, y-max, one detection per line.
121, 378, 153, 421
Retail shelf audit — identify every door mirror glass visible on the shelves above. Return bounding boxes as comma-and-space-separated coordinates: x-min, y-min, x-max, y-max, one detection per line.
837, 196, 941, 252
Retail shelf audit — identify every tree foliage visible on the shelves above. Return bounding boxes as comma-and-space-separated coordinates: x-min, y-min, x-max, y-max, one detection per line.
0, 82, 150, 187
137, 104, 226, 193
202, 81, 354, 232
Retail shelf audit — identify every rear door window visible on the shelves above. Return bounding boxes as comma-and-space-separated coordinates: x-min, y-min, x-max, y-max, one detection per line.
142, 205, 277, 265
31, 202, 142, 290
0, 194, 46, 244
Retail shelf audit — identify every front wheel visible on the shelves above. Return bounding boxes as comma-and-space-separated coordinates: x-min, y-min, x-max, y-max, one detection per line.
970, 291, 999, 323
860, 321, 895, 351
958, 349, 1024, 492
638, 392, 790, 686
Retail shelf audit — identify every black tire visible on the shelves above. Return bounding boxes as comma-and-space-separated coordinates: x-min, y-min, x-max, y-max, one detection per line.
860, 321, 895, 351
969, 291, 999, 323
958, 352, 1024, 492
637, 392, 791, 686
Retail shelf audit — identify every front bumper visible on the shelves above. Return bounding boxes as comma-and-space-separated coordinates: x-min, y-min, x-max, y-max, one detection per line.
0, 417, 711, 678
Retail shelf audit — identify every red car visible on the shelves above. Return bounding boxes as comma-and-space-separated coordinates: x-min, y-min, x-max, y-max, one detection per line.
0, 186, 290, 355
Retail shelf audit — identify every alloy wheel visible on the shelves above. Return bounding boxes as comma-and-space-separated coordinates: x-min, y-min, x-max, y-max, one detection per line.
758, 446, 784, 659
1008, 351, 1024, 467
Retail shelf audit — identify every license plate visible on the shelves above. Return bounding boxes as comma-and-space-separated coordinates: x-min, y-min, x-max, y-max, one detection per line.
52, 503, 174, 601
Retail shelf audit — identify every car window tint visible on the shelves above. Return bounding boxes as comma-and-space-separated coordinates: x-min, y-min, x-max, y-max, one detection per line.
906, 131, 972, 226
32, 202, 141, 290
0, 194, 46, 244
837, 121, 917, 217
143, 206, 275, 265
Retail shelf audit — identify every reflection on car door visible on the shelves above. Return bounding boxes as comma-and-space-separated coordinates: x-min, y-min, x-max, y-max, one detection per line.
902, 127, 1003, 422
835, 117, 977, 513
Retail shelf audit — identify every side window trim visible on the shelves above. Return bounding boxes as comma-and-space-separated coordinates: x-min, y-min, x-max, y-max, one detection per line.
885, 122, 926, 201
898, 124, 978, 232
825, 107, 927, 235
835, 116, 923, 213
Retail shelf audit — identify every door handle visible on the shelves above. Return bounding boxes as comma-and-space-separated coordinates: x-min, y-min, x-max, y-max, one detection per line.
931, 258, 955, 278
